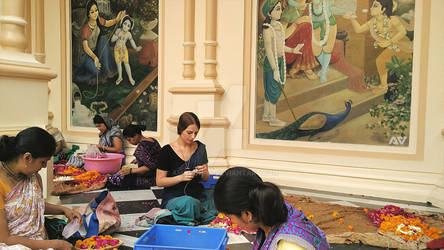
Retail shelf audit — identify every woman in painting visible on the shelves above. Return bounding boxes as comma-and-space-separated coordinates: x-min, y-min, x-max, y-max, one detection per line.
156, 112, 215, 225
107, 124, 160, 189
0, 127, 82, 250
73, 0, 126, 85
214, 167, 329, 250
93, 114, 125, 157
262, 0, 303, 127
343, 0, 413, 94
282, 0, 320, 80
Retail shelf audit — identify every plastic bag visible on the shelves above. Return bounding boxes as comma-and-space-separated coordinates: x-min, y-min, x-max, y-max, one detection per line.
73, 191, 121, 238
85, 144, 105, 158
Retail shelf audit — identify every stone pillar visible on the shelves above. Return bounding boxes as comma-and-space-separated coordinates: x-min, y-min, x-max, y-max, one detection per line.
183, 0, 196, 80
0, 0, 28, 52
204, 0, 217, 80
34, 0, 45, 63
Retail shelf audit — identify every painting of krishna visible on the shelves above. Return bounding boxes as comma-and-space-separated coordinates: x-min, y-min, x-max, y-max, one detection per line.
253, 0, 419, 148
69, 0, 159, 132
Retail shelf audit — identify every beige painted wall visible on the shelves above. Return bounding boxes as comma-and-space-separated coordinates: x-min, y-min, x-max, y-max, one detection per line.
41, 0, 444, 206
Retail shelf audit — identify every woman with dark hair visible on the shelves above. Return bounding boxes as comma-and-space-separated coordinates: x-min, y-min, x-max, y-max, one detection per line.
93, 114, 124, 155
0, 127, 82, 250
214, 167, 329, 250
107, 124, 161, 189
73, 0, 126, 84
156, 112, 215, 225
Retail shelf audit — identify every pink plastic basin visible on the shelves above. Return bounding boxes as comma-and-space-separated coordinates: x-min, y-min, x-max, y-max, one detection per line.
82, 153, 124, 174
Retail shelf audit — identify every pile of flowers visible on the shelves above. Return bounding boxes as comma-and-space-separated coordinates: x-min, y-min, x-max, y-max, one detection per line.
366, 205, 443, 241
73, 171, 107, 188
209, 213, 255, 235
75, 235, 121, 249
54, 165, 85, 176
365, 205, 419, 227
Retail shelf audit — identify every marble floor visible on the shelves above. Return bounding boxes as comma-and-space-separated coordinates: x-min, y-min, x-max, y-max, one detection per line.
57, 186, 443, 250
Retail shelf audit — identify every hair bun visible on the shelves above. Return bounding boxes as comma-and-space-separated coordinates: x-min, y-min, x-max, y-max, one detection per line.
138, 124, 147, 131
0, 136, 15, 161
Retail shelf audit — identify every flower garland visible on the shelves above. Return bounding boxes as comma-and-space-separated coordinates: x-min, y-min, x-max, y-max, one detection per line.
54, 165, 85, 176
75, 235, 121, 249
73, 170, 106, 187
365, 205, 443, 242
372, 16, 400, 52
379, 214, 442, 241
263, 21, 286, 85
309, 0, 330, 47
209, 213, 256, 235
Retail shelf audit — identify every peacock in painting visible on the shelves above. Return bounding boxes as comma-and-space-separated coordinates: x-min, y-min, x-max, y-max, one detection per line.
257, 100, 352, 141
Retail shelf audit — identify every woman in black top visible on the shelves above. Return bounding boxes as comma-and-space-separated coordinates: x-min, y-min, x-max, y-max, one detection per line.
156, 112, 210, 208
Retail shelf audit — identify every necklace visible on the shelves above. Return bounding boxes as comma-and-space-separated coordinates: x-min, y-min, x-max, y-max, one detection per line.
372, 16, 400, 51
1, 161, 24, 182
263, 21, 286, 85
309, 1, 330, 47
88, 21, 97, 30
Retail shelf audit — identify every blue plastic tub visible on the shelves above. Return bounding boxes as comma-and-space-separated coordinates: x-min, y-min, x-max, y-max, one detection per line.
200, 174, 220, 189
134, 224, 228, 250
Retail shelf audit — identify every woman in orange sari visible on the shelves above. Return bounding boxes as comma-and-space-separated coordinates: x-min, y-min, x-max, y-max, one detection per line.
0, 127, 82, 250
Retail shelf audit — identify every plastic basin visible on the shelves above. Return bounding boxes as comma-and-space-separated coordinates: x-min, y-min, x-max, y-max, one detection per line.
82, 153, 124, 174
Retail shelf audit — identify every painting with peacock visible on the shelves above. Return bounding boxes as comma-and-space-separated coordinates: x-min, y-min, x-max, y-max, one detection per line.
254, 0, 417, 147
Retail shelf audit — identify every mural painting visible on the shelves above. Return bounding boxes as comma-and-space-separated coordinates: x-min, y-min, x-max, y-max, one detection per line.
70, 0, 159, 131
255, 0, 415, 146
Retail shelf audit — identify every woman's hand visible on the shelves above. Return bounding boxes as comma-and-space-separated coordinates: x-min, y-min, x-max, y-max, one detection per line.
292, 43, 304, 54
118, 168, 131, 176
52, 240, 73, 250
378, 39, 392, 48
181, 171, 195, 182
63, 207, 83, 224
117, 10, 127, 21
94, 56, 101, 70
195, 165, 208, 176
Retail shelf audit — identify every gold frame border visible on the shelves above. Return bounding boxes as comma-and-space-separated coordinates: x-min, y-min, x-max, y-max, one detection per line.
242, 0, 430, 161
60, 0, 165, 140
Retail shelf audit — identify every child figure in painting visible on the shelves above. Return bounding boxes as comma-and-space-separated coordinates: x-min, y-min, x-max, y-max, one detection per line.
343, 0, 413, 94
262, 0, 303, 127
111, 15, 142, 86
310, 0, 343, 83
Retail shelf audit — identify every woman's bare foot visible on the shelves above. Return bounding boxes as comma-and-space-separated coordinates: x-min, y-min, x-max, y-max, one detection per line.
129, 78, 136, 85
304, 70, 319, 80
116, 77, 123, 85
288, 68, 299, 78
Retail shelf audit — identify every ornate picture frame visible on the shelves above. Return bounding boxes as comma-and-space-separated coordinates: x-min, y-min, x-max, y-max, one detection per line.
60, 0, 164, 139
243, 0, 430, 160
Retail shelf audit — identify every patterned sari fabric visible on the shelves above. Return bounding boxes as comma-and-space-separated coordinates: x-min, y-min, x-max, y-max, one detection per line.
253, 202, 329, 250
4, 174, 46, 240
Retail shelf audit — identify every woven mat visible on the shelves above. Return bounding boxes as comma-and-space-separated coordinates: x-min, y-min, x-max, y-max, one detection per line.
284, 195, 444, 249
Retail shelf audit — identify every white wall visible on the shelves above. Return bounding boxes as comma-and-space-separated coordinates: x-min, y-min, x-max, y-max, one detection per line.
44, 0, 444, 205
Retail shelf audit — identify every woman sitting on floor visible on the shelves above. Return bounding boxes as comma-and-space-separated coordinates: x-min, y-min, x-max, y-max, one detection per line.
214, 167, 329, 250
0, 127, 82, 250
107, 124, 161, 189
93, 114, 125, 162
156, 112, 216, 225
